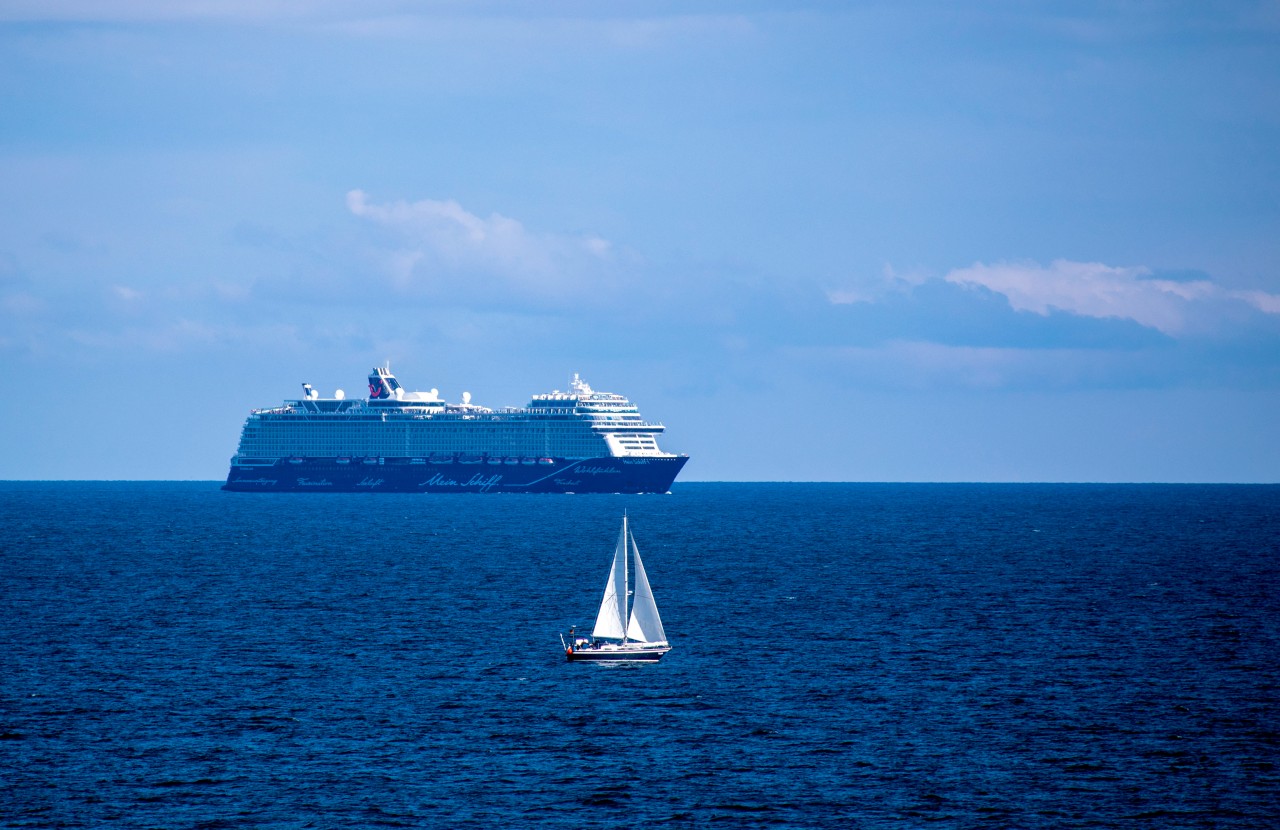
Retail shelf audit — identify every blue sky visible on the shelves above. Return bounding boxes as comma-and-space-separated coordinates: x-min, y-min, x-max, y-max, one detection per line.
1, 1, 1278, 481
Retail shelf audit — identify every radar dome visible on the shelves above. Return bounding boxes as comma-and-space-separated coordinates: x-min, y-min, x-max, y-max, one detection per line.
335, 389, 345, 400
462, 391, 472, 405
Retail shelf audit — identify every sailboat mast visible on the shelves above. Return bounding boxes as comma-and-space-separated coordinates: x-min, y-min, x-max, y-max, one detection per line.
622, 513, 630, 644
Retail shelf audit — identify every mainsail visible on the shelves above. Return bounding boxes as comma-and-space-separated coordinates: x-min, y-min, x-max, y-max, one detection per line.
591, 519, 629, 640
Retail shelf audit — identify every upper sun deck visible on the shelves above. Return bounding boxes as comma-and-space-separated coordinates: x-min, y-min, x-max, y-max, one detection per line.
529, 374, 642, 412
246, 369, 664, 431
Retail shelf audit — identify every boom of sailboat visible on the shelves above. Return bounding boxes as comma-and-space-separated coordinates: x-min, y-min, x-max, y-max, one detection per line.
561, 514, 672, 662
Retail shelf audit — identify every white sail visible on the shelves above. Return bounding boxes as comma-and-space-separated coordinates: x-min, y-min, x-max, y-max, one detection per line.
625, 530, 667, 645
591, 519, 629, 640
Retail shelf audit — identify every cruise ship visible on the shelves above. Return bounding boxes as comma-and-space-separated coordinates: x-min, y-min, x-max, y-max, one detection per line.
222, 367, 688, 493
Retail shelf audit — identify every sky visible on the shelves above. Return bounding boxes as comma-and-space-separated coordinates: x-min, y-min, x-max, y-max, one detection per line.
1, 0, 1278, 482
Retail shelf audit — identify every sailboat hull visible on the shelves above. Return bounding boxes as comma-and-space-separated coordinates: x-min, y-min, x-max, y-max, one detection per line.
566, 643, 671, 662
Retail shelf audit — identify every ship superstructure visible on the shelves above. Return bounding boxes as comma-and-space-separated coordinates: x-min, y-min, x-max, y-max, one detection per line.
223, 367, 687, 493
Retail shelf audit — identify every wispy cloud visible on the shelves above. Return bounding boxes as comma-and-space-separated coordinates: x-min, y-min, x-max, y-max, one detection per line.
809, 258, 1280, 389
346, 190, 621, 308
1235, 289, 1280, 314
1, 291, 43, 316
787, 340, 1128, 391
0, 254, 44, 318
63, 318, 308, 354
0, 1, 377, 23
781, 335, 1275, 393
941, 259, 1280, 336
0, 0, 757, 45
326, 11, 755, 46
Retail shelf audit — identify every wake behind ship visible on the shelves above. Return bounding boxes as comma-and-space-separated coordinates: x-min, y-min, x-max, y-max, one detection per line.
222, 367, 688, 494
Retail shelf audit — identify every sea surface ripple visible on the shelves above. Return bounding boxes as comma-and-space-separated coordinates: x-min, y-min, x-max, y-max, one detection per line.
2, 482, 1277, 828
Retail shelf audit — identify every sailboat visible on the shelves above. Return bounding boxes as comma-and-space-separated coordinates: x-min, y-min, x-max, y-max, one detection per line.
561, 514, 672, 662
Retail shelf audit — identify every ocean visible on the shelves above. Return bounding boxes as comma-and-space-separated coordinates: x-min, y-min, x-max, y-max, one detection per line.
2, 482, 1277, 828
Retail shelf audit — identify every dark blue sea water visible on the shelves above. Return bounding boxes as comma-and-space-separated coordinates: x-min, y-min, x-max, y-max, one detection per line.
2, 483, 1277, 828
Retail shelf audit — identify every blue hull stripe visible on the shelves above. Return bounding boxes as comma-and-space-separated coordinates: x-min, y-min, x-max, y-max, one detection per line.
222, 456, 688, 494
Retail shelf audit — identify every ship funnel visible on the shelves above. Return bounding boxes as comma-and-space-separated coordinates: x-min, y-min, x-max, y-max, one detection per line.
367, 366, 401, 400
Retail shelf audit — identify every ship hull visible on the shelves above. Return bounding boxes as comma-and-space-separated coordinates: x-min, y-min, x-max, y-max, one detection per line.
566, 645, 670, 662
222, 455, 688, 494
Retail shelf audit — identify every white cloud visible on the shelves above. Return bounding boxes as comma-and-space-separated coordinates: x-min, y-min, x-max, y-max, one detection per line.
787, 339, 1176, 392
944, 259, 1280, 335
1232, 289, 1280, 315
316, 10, 757, 50
212, 281, 251, 302
0, 1, 375, 23
2, 291, 44, 316
827, 263, 926, 305
823, 341, 1054, 390
346, 190, 618, 307
0, 0, 757, 47
62, 319, 305, 354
